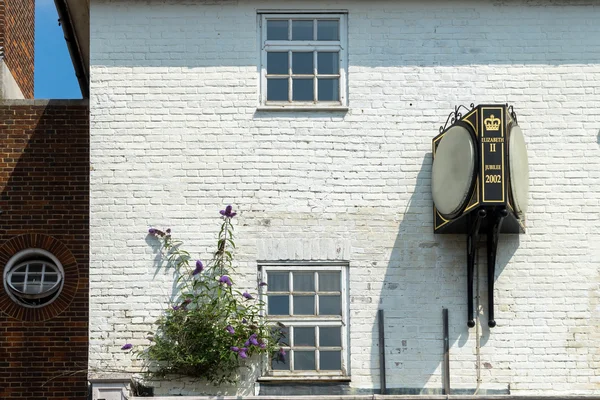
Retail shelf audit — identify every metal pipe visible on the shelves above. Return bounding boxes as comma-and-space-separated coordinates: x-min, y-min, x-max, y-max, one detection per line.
378, 309, 387, 395
442, 308, 450, 395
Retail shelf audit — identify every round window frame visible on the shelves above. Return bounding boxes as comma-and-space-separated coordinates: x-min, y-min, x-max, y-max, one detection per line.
3, 249, 65, 309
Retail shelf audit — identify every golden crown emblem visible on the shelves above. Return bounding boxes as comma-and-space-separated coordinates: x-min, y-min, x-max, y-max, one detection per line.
484, 115, 501, 131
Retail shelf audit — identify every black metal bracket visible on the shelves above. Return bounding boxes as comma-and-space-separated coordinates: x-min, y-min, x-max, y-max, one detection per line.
486, 208, 508, 328
467, 209, 486, 328
466, 207, 509, 328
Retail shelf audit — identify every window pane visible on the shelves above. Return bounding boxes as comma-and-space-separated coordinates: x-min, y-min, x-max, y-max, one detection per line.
267, 20, 288, 40
267, 79, 289, 101
292, 52, 313, 75
320, 351, 341, 370
293, 272, 314, 291
318, 272, 341, 292
294, 327, 315, 346
272, 350, 290, 370
317, 52, 339, 74
292, 78, 314, 101
292, 20, 313, 40
272, 326, 289, 346
293, 295, 315, 315
28, 264, 43, 273
317, 20, 339, 41
319, 295, 341, 315
295, 350, 316, 370
319, 327, 341, 347
267, 52, 289, 75
318, 79, 339, 102
268, 295, 289, 315
45, 274, 58, 283
268, 272, 289, 292
11, 274, 25, 283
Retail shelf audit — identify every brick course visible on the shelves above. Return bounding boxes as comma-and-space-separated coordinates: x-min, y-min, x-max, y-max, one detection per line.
0, 100, 89, 400
0, 0, 35, 98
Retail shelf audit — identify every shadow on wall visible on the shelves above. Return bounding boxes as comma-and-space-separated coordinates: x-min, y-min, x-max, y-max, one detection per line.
90, 1, 600, 69
373, 154, 519, 395
0, 100, 89, 400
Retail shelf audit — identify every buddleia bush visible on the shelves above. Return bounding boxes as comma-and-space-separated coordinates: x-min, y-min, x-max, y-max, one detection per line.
122, 205, 286, 385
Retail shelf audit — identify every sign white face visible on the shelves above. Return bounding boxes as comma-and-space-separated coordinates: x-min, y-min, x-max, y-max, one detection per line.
432, 125, 477, 217
508, 125, 529, 216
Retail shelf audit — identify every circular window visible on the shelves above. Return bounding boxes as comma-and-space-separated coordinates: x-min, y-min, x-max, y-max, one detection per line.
3, 249, 65, 308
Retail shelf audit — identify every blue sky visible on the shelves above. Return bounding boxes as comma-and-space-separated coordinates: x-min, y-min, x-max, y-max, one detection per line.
34, 0, 82, 99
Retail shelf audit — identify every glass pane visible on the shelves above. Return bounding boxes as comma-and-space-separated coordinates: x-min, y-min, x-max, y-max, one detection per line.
294, 327, 315, 346
267, 20, 288, 40
317, 20, 339, 41
11, 274, 25, 283
45, 274, 58, 283
292, 52, 313, 75
293, 272, 314, 291
28, 273, 42, 283
267, 52, 289, 75
319, 327, 341, 347
24, 283, 42, 294
272, 350, 290, 370
292, 79, 313, 101
295, 350, 316, 370
271, 326, 289, 346
268, 272, 289, 292
11, 283, 24, 291
28, 264, 43, 273
317, 52, 339, 74
268, 295, 289, 315
318, 272, 340, 292
318, 79, 339, 102
320, 351, 341, 370
293, 295, 315, 315
319, 295, 341, 315
267, 79, 289, 101
292, 20, 313, 40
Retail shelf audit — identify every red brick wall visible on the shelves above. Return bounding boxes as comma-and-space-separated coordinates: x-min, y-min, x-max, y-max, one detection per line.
0, 100, 88, 400
0, 0, 35, 98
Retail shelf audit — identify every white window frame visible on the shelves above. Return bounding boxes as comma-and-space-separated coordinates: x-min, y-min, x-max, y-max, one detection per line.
258, 261, 350, 379
259, 13, 348, 110
3, 248, 65, 308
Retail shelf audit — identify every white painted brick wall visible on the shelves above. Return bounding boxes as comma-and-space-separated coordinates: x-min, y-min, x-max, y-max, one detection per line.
90, 0, 600, 396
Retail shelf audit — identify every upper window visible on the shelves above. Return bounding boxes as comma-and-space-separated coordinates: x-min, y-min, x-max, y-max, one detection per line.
259, 13, 348, 108
259, 261, 349, 377
3, 249, 65, 308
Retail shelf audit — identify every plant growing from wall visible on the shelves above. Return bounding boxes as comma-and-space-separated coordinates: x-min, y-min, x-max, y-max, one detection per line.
123, 206, 286, 385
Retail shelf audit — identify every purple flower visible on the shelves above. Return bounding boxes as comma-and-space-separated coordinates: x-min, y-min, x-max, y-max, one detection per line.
259, 282, 268, 287
242, 318, 248, 324
249, 334, 259, 346
231, 346, 240, 352
148, 228, 157, 235
219, 275, 233, 286
239, 350, 248, 359
166, 228, 171, 234
192, 260, 204, 275
242, 291, 254, 300
219, 205, 237, 218
172, 305, 180, 311
226, 325, 235, 335
121, 343, 133, 350
244, 339, 250, 347
259, 340, 266, 349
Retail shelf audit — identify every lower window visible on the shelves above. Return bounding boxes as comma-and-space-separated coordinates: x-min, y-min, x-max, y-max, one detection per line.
259, 261, 349, 377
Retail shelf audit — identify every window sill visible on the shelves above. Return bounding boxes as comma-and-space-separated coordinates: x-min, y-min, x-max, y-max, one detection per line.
257, 106, 349, 112
258, 376, 351, 382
